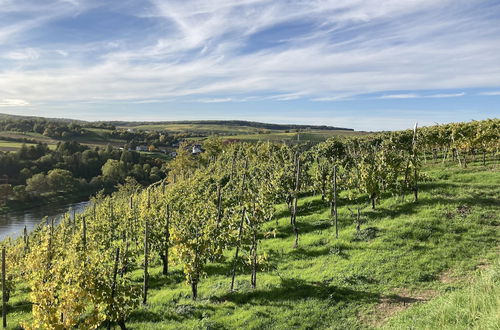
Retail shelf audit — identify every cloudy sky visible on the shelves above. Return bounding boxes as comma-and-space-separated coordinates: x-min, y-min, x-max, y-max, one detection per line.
0, 0, 499, 130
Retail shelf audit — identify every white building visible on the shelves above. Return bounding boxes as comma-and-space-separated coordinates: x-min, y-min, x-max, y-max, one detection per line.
192, 144, 203, 155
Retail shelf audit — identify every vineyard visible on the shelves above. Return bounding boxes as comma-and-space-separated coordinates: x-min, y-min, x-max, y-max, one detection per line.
0, 119, 499, 329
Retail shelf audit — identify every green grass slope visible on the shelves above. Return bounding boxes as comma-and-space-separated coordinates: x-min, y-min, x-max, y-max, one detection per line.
126, 162, 499, 329
4, 162, 499, 329
383, 258, 500, 330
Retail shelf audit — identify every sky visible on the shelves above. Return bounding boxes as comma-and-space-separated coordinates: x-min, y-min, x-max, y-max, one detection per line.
0, 0, 499, 131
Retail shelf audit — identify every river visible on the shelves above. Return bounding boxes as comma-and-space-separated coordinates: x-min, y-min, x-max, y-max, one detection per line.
0, 201, 90, 241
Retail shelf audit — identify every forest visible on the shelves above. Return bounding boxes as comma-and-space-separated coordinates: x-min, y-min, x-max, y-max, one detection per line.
0, 141, 166, 213
0, 118, 498, 329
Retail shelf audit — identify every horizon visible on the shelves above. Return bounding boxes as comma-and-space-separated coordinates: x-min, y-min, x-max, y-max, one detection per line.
7, 112, 498, 132
1, 1, 500, 130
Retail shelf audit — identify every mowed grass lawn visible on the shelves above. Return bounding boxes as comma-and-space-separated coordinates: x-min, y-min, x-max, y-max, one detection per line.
5, 160, 499, 329
125, 123, 270, 135
0, 140, 57, 152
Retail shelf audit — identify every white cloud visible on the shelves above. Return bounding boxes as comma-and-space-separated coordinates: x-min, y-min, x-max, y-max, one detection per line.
0, 0, 499, 109
3, 48, 39, 60
427, 92, 465, 98
381, 94, 419, 99
196, 98, 233, 103
55, 50, 68, 57
0, 99, 30, 107
479, 91, 500, 96
380, 92, 465, 99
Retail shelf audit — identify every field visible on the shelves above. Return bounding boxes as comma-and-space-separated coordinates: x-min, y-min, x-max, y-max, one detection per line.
0, 129, 123, 151
4, 159, 499, 329
217, 129, 365, 143
0, 139, 57, 152
123, 123, 364, 142
126, 123, 269, 135
0, 121, 364, 152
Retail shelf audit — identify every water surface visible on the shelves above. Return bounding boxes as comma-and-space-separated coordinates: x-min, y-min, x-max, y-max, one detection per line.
0, 201, 90, 241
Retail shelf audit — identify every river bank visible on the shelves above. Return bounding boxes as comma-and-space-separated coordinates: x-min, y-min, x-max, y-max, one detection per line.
0, 199, 90, 241
0, 189, 94, 215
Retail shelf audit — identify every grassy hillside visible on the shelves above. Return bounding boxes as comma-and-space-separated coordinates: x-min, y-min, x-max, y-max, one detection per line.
0, 129, 119, 151
117, 120, 354, 132
217, 129, 365, 143
383, 259, 499, 330
0, 139, 57, 152
125, 123, 362, 141
1, 113, 363, 151
5, 159, 498, 329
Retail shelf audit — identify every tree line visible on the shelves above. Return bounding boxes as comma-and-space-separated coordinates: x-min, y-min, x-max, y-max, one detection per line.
0, 141, 166, 209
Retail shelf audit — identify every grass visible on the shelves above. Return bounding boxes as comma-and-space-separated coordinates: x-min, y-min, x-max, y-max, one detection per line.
0, 140, 57, 152
218, 129, 365, 142
0, 128, 125, 151
3, 160, 499, 329
0, 131, 56, 143
124, 123, 275, 135
124, 124, 366, 142
383, 258, 500, 329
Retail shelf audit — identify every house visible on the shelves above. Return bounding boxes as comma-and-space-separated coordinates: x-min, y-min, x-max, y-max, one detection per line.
136, 145, 148, 152
192, 144, 203, 155
169, 151, 178, 158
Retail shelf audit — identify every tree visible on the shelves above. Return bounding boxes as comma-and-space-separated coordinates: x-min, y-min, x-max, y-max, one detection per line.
47, 169, 76, 193
26, 173, 49, 195
0, 184, 12, 205
102, 160, 127, 184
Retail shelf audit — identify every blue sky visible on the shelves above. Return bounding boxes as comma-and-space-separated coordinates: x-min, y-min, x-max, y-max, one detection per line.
0, 0, 499, 130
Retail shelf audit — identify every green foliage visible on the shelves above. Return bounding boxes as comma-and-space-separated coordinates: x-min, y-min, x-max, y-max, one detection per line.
0, 118, 498, 329
384, 260, 500, 330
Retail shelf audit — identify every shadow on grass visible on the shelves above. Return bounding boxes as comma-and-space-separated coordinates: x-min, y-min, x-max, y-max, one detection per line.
205, 263, 233, 277
7, 299, 33, 315
147, 269, 185, 290
274, 219, 332, 239
220, 277, 380, 306
267, 246, 350, 261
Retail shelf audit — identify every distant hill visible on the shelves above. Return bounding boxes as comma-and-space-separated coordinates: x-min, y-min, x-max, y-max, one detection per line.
108, 120, 354, 131
0, 113, 354, 132
0, 113, 86, 124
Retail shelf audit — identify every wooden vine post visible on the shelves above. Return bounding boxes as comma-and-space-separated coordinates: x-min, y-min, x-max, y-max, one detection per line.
107, 248, 120, 330
82, 216, 87, 250
143, 189, 150, 305
230, 159, 248, 292
162, 204, 170, 275
23, 225, 29, 253
412, 123, 419, 202
291, 152, 300, 248
333, 165, 338, 238
250, 217, 257, 289
2, 247, 6, 329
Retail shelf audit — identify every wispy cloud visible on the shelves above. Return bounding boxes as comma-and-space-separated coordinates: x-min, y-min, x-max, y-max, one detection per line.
0, 0, 499, 128
3, 48, 39, 60
380, 92, 465, 99
0, 99, 30, 107
479, 91, 500, 96
196, 98, 234, 103
427, 92, 465, 98
381, 94, 419, 99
